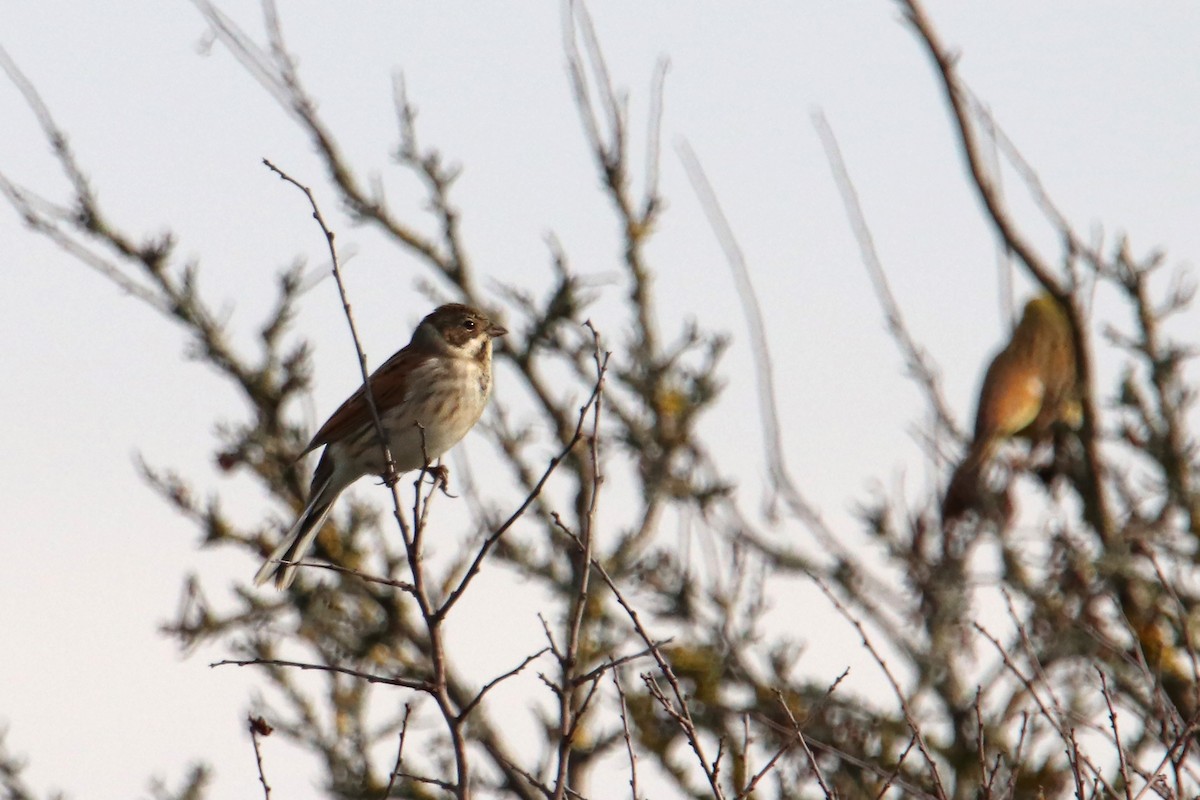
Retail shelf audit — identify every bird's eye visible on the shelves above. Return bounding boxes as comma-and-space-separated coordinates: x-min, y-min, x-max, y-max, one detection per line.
463, 319, 476, 331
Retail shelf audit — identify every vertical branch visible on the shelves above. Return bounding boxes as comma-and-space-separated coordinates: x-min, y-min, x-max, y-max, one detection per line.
261, 160, 401, 498
675, 140, 835, 538
612, 669, 641, 800
564, 0, 663, 365
975, 98, 1016, 327
677, 134, 908, 632
643, 58, 670, 218
675, 140, 791, 498
390, 74, 474, 292
1099, 669, 1135, 800
247, 716, 274, 800
380, 704, 412, 799
551, 324, 608, 800
810, 110, 960, 441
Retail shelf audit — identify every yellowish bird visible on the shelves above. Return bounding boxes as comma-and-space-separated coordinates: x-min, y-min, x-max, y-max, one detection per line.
941, 293, 1079, 523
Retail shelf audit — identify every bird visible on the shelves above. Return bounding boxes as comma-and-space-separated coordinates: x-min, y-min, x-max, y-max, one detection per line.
941, 293, 1079, 523
255, 303, 507, 589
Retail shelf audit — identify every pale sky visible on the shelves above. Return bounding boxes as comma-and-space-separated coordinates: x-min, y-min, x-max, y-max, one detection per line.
2, 2, 1198, 798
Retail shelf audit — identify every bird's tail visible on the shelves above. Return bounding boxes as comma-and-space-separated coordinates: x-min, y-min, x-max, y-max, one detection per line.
940, 443, 990, 525
254, 476, 341, 589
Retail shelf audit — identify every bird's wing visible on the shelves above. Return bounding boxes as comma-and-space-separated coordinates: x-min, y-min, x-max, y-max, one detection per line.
302, 346, 429, 453
975, 352, 1045, 442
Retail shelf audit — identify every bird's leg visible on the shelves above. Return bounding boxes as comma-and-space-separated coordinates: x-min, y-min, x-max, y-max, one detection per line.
377, 464, 401, 488
423, 463, 457, 498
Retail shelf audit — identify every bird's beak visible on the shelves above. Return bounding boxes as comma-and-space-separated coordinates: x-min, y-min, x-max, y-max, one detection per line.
487, 323, 508, 338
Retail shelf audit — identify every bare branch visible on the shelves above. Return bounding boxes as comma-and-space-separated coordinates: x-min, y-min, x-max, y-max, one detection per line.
212, 659, 430, 692
458, 647, 551, 724
380, 704, 412, 800
247, 716, 273, 800
1099, 669, 1135, 800
611, 669, 640, 800
438, 348, 608, 620
811, 109, 961, 443
812, 576, 949, 800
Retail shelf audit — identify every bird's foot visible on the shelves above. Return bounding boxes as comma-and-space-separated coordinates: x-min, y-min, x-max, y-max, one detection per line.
423, 464, 457, 498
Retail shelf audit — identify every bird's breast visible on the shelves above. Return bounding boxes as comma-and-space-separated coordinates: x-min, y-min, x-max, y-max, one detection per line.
381, 357, 490, 460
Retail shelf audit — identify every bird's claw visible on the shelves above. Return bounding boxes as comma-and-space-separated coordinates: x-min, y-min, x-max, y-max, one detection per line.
424, 464, 457, 498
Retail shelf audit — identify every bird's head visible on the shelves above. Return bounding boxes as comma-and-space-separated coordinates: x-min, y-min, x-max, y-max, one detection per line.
417, 303, 508, 360
1013, 292, 1071, 349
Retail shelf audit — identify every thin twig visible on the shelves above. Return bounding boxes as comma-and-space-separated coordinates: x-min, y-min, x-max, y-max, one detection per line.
1131, 713, 1200, 800
271, 559, 416, 594
393, 770, 457, 794
643, 58, 670, 216
612, 669, 640, 800
193, 0, 453, 273
973, 689, 992, 800
457, 647, 551, 723
1068, 728, 1087, 800
247, 715, 273, 800
380, 704, 412, 800
676, 136, 898, 623
675, 139, 822, 526
812, 576, 949, 800
552, 322, 608, 800
972, 623, 1067, 744
875, 734, 918, 800
212, 658, 430, 692
572, 643, 672, 686
765, 688, 829, 799
438, 353, 608, 620
1099, 669, 1134, 800
811, 109, 960, 442
262, 159, 399, 492
577, 544, 727, 799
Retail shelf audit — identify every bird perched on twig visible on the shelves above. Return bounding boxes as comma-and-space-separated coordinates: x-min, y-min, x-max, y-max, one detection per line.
255, 303, 507, 589
941, 293, 1079, 524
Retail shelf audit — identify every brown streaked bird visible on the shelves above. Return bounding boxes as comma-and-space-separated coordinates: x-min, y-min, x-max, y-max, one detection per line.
255, 303, 507, 589
941, 293, 1078, 523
